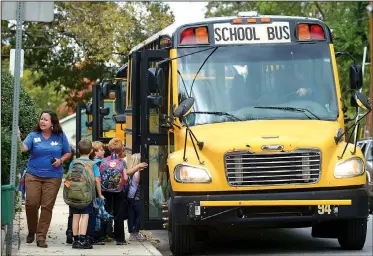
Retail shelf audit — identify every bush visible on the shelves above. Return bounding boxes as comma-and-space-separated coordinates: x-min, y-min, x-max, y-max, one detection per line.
1, 70, 40, 186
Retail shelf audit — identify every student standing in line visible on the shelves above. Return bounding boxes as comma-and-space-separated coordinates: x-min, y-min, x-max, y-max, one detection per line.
65, 139, 105, 249
127, 153, 146, 241
99, 138, 147, 245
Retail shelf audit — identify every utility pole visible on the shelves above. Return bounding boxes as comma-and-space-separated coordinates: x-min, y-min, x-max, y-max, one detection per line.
367, 2, 373, 137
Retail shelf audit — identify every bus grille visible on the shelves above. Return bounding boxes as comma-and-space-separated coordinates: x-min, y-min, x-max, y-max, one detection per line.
225, 150, 321, 187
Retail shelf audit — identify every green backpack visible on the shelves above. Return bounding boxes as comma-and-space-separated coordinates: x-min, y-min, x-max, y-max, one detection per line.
63, 159, 96, 209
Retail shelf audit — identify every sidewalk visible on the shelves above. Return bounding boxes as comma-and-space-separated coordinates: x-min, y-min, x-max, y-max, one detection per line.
15, 185, 162, 256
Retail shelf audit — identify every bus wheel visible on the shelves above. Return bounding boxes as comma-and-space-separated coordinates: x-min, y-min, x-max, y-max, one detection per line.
337, 218, 367, 250
169, 202, 195, 255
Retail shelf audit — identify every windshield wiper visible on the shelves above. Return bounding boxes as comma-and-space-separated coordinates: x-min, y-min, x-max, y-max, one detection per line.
189, 47, 219, 96
190, 111, 242, 121
254, 106, 320, 120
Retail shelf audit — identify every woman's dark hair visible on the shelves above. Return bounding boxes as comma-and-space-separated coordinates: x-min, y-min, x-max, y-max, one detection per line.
34, 110, 63, 134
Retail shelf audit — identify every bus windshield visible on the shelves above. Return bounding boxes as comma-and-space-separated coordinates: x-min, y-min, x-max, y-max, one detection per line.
177, 43, 339, 126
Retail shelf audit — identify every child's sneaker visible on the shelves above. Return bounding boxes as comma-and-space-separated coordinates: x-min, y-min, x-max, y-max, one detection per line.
72, 241, 83, 249
66, 230, 73, 244
81, 239, 93, 249
91, 237, 105, 245
129, 234, 137, 241
116, 240, 127, 245
136, 233, 146, 241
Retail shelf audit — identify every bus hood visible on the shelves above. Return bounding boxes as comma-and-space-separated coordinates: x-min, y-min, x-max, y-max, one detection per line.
188, 120, 341, 153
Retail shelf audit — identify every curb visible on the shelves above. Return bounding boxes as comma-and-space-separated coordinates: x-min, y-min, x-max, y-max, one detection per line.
141, 241, 163, 256
1, 226, 6, 255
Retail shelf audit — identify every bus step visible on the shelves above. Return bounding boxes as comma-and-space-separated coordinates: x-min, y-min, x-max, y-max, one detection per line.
162, 217, 168, 221
163, 223, 168, 229
162, 210, 168, 214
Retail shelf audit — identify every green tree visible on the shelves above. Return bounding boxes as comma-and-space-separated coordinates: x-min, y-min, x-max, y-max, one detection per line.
21, 69, 67, 118
1, 2, 174, 108
1, 70, 40, 186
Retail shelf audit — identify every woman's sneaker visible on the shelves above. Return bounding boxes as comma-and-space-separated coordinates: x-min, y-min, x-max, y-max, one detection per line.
136, 233, 146, 242
129, 234, 137, 241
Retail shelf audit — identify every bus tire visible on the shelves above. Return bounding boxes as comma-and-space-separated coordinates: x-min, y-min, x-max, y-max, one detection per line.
168, 200, 195, 255
337, 218, 367, 250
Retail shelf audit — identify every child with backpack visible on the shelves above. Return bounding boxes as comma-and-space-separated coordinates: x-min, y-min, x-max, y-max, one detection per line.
90, 141, 105, 164
126, 153, 146, 241
63, 139, 105, 249
90, 140, 109, 243
66, 141, 106, 245
99, 138, 147, 245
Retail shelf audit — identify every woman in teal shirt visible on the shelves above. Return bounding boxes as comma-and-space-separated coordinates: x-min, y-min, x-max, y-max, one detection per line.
18, 110, 72, 248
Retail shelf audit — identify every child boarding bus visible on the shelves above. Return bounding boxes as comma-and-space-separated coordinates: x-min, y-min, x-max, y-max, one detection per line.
124, 11, 371, 256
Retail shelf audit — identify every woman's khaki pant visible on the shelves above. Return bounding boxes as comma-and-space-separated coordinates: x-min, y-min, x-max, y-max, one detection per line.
25, 173, 61, 241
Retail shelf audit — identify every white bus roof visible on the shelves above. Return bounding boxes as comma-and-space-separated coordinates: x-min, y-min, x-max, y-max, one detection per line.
129, 15, 321, 54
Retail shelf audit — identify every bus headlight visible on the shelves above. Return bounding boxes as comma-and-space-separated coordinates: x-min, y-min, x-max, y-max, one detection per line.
334, 158, 364, 178
174, 165, 212, 183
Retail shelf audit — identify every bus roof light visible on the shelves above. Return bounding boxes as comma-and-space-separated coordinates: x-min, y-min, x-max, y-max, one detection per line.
261, 17, 271, 23
195, 26, 209, 44
180, 28, 195, 44
310, 24, 325, 40
247, 18, 257, 23
232, 18, 243, 24
297, 23, 311, 40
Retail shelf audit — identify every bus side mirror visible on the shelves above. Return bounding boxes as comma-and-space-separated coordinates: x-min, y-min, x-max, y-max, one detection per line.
156, 67, 165, 89
112, 114, 126, 124
86, 120, 93, 127
100, 107, 110, 116
350, 64, 363, 90
148, 68, 158, 93
85, 103, 92, 115
174, 97, 195, 118
352, 91, 371, 111
101, 83, 109, 98
147, 95, 164, 108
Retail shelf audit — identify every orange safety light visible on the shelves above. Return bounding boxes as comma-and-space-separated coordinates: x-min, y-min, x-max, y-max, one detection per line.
160, 37, 171, 48
232, 18, 243, 24
297, 23, 325, 41
180, 28, 195, 44
298, 23, 311, 40
310, 24, 325, 40
261, 17, 271, 23
195, 26, 209, 43
247, 18, 256, 23
180, 26, 209, 45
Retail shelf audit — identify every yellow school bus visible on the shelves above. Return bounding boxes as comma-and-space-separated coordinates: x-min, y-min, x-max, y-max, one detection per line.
76, 64, 127, 156
125, 12, 371, 255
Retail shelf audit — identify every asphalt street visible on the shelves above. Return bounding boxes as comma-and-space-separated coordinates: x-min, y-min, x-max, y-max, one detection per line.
151, 216, 372, 256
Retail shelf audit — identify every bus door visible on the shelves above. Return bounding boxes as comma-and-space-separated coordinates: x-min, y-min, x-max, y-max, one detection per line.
129, 49, 169, 230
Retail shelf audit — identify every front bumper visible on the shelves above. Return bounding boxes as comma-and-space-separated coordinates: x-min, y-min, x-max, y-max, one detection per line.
171, 187, 369, 227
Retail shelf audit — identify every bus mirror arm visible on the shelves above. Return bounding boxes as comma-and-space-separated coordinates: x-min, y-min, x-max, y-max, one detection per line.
336, 91, 372, 158
336, 52, 363, 90
335, 52, 357, 65
180, 116, 204, 165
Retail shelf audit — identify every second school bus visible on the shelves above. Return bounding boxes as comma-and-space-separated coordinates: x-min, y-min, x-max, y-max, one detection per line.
124, 12, 371, 256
